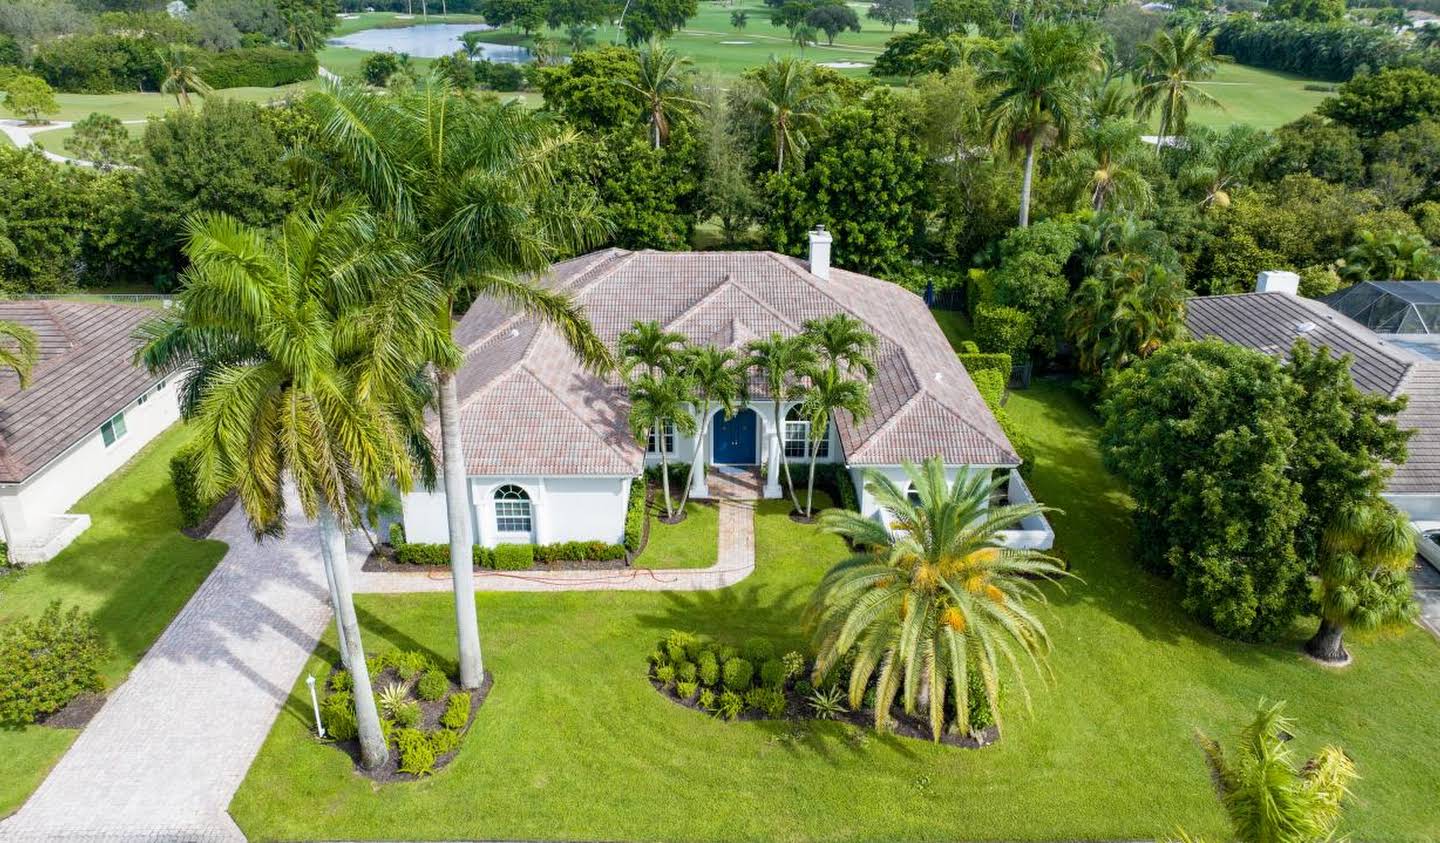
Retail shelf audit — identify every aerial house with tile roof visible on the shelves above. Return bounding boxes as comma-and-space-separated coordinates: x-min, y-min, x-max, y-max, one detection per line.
0, 300, 182, 564
400, 230, 1055, 552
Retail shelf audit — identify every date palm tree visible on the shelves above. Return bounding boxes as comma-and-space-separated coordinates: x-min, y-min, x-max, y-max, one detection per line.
676, 346, 744, 511
303, 75, 612, 691
737, 56, 833, 173
1132, 26, 1220, 153
629, 372, 697, 520
982, 22, 1099, 226
0, 320, 38, 388
796, 367, 868, 518
808, 459, 1066, 740
1187, 700, 1356, 843
160, 44, 213, 109
144, 205, 443, 770
618, 320, 687, 381
620, 41, 705, 150
1305, 500, 1417, 664
745, 332, 818, 513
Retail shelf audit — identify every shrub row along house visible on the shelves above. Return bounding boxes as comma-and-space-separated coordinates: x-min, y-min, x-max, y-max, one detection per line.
401, 230, 1054, 551
0, 301, 179, 563
1187, 272, 1440, 521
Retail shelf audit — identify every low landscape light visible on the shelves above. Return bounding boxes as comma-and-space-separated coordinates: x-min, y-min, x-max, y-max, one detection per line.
305, 674, 326, 739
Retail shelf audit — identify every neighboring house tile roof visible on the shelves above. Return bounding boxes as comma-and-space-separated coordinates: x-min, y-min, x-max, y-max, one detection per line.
450, 250, 1018, 476
0, 301, 160, 484
1185, 291, 1439, 498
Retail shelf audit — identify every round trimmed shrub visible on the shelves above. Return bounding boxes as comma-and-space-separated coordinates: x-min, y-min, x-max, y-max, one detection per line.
759, 658, 786, 689
722, 657, 753, 690
743, 637, 774, 664
697, 652, 720, 686
416, 669, 448, 702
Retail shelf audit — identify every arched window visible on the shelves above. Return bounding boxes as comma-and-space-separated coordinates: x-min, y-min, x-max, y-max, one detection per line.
783, 405, 828, 459
494, 485, 533, 534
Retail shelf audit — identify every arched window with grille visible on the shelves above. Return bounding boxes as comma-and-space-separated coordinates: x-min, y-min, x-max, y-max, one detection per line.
494, 485, 533, 536
783, 405, 828, 459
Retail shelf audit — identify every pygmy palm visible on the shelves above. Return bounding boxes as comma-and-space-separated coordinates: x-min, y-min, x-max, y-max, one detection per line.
160, 44, 213, 109
745, 332, 818, 513
619, 320, 687, 381
676, 346, 744, 510
804, 313, 877, 381
796, 367, 869, 518
808, 459, 1067, 739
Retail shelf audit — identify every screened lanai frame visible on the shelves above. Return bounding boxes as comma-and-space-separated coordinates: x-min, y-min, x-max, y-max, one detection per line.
1323, 281, 1440, 335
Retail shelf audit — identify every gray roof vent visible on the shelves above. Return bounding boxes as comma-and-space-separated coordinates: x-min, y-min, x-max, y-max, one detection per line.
1295, 321, 1317, 334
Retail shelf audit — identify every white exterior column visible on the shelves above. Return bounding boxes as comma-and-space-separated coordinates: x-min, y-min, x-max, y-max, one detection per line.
690, 408, 710, 499
763, 413, 783, 499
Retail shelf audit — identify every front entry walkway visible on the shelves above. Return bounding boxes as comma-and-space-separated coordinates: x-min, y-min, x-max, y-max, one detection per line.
1, 498, 345, 843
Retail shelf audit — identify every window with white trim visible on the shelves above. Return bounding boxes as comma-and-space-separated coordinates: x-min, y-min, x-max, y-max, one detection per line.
494, 485, 533, 534
646, 420, 675, 454
100, 412, 127, 447
783, 405, 828, 458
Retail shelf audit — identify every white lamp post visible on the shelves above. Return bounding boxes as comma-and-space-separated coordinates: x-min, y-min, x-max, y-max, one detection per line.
306, 674, 326, 738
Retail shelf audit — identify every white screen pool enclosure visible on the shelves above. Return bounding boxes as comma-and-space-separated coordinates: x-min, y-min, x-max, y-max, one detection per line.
1323, 281, 1440, 335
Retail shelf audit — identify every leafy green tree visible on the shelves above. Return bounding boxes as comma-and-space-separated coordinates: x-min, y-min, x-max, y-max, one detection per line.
4, 74, 58, 124
735, 56, 833, 173
1132, 26, 1219, 152
1306, 500, 1417, 664
536, 46, 644, 132
544, 0, 613, 30
619, 40, 703, 149
1337, 229, 1440, 282
1098, 3, 1164, 70
867, 0, 911, 32
480, 0, 547, 34
1067, 253, 1187, 376
1190, 700, 1357, 843
1264, 115, 1364, 186
580, 130, 701, 249
696, 88, 759, 245
731, 9, 748, 29
360, 51, 402, 86
676, 345, 744, 510
806, 3, 860, 45
621, 0, 699, 44
981, 22, 1098, 226
985, 217, 1081, 357
160, 44, 213, 109
1319, 68, 1440, 138
1262, 0, 1344, 23
628, 371, 696, 519
1100, 340, 1309, 641
809, 459, 1066, 739
63, 112, 140, 171
746, 333, 817, 513
918, 0, 996, 37
762, 91, 926, 275
1366, 119, 1440, 209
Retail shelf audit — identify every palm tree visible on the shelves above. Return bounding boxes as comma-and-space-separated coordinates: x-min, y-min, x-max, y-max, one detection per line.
618, 320, 687, 381
299, 75, 613, 692
1338, 230, 1440, 282
1132, 27, 1220, 153
737, 56, 833, 173
676, 346, 744, 511
981, 22, 1099, 226
160, 44, 213, 109
146, 205, 440, 770
796, 367, 868, 518
629, 372, 697, 520
1179, 124, 1272, 209
1305, 500, 1417, 664
793, 24, 818, 53
1066, 253, 1187, 375
619, 41, 705, 150
808, 460, 1066, 739
803, 313, 876, 381
1189, 700, 1357, 843
0, 320, 38, 388
745, 332, 817, 513
1058, 118, 1152, 212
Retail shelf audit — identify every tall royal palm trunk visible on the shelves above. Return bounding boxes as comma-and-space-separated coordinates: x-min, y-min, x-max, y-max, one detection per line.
1019, 136, 1036, 227
439, 369, 485, 689
804, 428, 821, 517
773, 404, 803, 513
319, 549, 353, 669
678, 402, 711, 511
317, 503, 388, 769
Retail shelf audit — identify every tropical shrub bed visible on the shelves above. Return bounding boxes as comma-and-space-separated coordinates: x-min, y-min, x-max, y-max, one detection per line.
319, 649, 488, 781
0, 601, 109, 726
646, 630, 998, 749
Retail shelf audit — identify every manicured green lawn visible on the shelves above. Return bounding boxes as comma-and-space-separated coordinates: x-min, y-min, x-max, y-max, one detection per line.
0, 424, 228, 817
28, 122, 146, 158
930, 307, 974, 349
1142, 62, 1332, 132
633, 498, 719, 570
233, 377, 1440, 841
34, 85, 313, 124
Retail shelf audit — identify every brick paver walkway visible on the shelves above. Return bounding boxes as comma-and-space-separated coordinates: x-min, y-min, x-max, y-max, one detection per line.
1, 499, 347, 843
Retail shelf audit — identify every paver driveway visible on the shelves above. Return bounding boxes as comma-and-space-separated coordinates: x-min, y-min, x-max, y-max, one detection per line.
1, 499, 340, 843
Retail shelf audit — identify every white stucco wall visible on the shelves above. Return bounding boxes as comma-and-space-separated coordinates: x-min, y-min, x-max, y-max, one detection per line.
1388, 493, 1440, 521
849, 464, 1053, 550
642, 400, 842, 468
401, 475, 631, 548
0, 377, 180, 546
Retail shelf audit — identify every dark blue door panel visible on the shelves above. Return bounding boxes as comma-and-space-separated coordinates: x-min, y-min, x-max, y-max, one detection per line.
713, 409, 757, 464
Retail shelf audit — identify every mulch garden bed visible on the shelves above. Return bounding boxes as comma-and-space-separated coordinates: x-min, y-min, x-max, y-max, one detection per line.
181, 490, 239, 539
650, 677, 1000, 750
326, 665, 493, 784
39, 691, 108, 729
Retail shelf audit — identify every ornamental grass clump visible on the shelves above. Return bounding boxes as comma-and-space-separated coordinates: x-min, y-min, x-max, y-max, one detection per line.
808, 458, 1068, 741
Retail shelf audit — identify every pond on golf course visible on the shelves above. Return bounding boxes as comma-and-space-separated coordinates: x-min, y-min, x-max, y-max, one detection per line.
329, 23, 532, 62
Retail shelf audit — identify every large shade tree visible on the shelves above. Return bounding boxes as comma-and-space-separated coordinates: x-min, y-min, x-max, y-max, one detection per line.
808, 459, 1066, 740
301, 75, 613, 691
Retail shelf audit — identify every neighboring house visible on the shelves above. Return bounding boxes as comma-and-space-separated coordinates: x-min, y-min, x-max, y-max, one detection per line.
0, 301, 181, 564
401, 231, 1054, 551
1186, 271, 1440, 520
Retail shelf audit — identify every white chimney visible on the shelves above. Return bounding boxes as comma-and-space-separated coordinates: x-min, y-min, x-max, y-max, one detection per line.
808, 225, 832, 280
1256, 270, 1300, 295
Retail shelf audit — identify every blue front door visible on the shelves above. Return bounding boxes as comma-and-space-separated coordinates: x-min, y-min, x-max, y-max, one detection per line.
712, 408, 758, 464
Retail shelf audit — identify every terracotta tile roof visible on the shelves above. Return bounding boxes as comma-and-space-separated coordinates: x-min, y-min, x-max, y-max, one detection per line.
450, 250, 1018, 476
1185, 291, 1439, 497
0, 301, 161, 484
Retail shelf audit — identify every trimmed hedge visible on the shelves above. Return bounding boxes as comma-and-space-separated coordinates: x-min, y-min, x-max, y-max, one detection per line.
169, 449, 211, 531
0, 601, 109, 725
970, 369, 1005, 409
958, 352, 1012, 381
192, 47, 317, 89
973, 303, 1034, 365
492, 543, 534, 571
390, 526, 623, 568
624, 478, 647, 551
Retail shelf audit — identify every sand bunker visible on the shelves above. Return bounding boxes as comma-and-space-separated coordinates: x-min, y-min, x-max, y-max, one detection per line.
818, 60, 870, 68
719, 40, 753, 45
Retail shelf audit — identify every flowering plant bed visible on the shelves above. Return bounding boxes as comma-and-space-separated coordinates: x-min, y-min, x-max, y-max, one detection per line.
318, 649, 491, 783
647, 630, 999, 749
